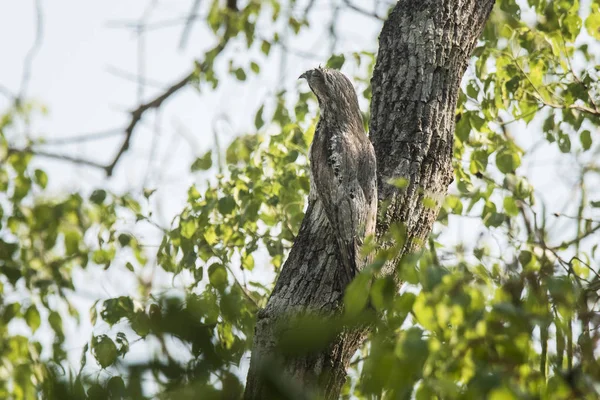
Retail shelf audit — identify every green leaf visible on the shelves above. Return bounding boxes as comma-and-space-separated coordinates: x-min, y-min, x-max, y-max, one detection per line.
503, 196, 520, 217
131, 311, 150, 337
25, 305, 41, 333
466, 81, 479, 99
254, 105, 265, 130
208, 263, 228, 290
370, 277, 394, 311
92, 335, 118, 368
107, 377, 126, 399
33, 169, 48, 189
388, 177, 409, 189
470, 149, 489, 174
326, 54, 345, 69
455, 114, 471, 142
218, 196, 236, 215
398, 254, 420, 284
115, 331, 129, 356
562, 14, 582, 40
90, 189, 107, 205
580, 130, 592, 150
422, 197, 437, 209
49, 311, 63, 338
90, 301, 98, 326
64, 230, 80, 256
191, 151, 212, 171
180, 219, 197, 239
242, 253, 254, 271
261, 40, 272, 56
496, 149, 521, 174
343, 272, 371, 316
412, 294, 437, 331
118, 233, 132, 247
395, 327, 428, 369
558, 133, 571, 153
101, 297, 134, 325
489, 387, 516, 400
87, 384, 107, 400
143, 188, 156, 198
585, 9, 600, 40
234, 68, 247, 81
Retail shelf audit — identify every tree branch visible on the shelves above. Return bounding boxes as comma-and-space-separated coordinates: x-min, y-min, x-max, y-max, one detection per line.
105, 70, 194, 176
104, 41, 226, 177
19, 0, 43, 100
342, 0, 385, 21
35, 129, 123, 146
106, 66, 170, 89
179, 0, 202, 50
14, 42, 225, 177
8, 147, 108, 170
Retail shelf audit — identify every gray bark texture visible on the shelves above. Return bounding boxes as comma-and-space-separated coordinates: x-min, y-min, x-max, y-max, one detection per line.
244, 1, 495, 399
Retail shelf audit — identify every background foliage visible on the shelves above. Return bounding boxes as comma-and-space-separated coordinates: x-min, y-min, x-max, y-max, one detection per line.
1, 0, 600, 398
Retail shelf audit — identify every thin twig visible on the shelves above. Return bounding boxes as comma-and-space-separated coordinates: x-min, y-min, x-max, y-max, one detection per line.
106, 15, 206, 32
105, 70, 193, 176
106, 66, 168, 89
179, 0, 202, 50
342, 0, 385, 21
224, 264, 259, 308
0, 84, 15, 100
512, 56, 600, 116
556, 223, 600, 250
105, 41, 226, 176
559, 32, 600, 114
8, 147, 107, 170
34, 129, 123, 146
19, 0, 43, 100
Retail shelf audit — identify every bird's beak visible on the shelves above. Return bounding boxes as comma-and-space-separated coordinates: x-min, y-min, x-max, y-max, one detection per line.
298, 71, 308, 80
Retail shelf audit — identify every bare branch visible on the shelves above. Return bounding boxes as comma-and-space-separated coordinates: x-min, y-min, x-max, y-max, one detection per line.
342, 0, 385, 21
105, 70, 194, 177
34, 129, 123, 146
302, 0, 316, 21
105, 41, 226, 177
8, 147, 107, 171
106, 66, 169, 89
263, 36, 323, 61
179, 0, 202, 50
106, 15, 206, 32
19, 0, 44, 100
0, 84, 15, 100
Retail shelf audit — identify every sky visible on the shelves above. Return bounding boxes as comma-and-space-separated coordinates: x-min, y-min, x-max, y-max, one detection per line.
1, 0, 599, 394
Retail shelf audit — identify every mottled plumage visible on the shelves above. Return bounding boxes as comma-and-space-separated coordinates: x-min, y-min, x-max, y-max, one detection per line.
300, 67, 377, 283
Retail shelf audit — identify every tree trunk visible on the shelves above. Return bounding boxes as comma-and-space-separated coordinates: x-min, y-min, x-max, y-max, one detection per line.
244, 1, 495, 399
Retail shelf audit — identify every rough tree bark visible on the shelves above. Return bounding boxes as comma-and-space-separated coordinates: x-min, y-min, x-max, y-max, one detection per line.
244, 1, 495, 399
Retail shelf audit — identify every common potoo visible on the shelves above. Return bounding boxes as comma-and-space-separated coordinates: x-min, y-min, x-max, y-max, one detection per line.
300, 67, 377, 283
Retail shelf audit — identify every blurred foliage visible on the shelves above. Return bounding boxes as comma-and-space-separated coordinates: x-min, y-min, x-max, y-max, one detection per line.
1, 0, 600, 399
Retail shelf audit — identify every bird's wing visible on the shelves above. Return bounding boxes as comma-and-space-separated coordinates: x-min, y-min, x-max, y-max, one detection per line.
312, 131, 368, 283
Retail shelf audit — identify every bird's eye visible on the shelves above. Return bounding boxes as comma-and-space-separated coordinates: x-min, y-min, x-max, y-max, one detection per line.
314, 69, 326, 85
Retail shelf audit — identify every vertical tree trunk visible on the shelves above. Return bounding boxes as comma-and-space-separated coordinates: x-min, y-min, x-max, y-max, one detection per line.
244, 1, 495, 399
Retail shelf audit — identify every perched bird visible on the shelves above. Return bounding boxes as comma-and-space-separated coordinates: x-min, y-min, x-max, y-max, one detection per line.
299, 67, 377, 283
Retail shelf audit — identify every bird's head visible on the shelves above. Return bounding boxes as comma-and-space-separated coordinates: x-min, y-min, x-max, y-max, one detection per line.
299, 67, 330, 103
299, 67, 362, 124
